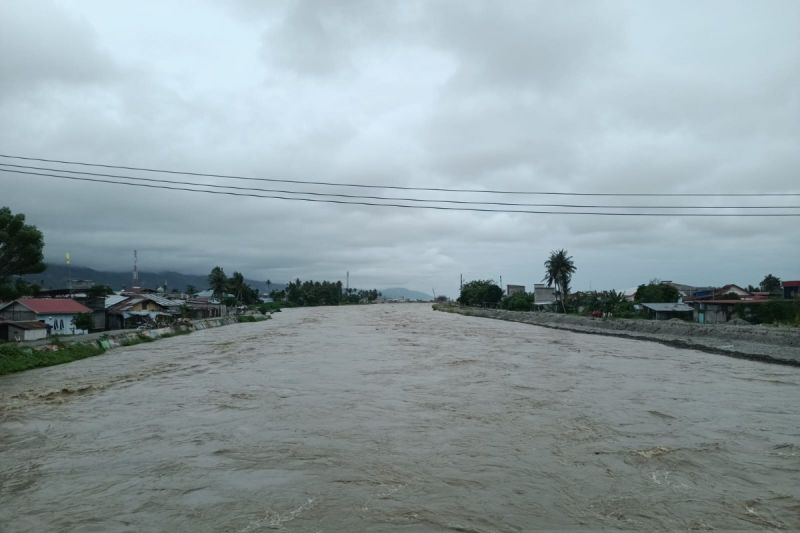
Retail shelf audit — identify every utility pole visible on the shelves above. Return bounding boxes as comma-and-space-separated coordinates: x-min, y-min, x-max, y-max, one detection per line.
460, 273, 463, 291
346, 271, 350, 293
65, 252, 71, 297
132, 250, 139, 288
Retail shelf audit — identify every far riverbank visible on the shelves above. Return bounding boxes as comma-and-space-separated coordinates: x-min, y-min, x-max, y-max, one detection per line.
433, 304, 800, 366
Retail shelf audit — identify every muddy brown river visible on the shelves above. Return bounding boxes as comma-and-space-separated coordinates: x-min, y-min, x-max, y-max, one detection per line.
1, 304, 798, 531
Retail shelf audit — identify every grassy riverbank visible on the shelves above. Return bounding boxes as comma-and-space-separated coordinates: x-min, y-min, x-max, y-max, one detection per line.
0, 342, 106, 375
0, 315, 258, 376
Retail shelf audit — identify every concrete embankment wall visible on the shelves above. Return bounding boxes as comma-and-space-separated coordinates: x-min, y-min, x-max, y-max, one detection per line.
93, 317, 239, 350
433, 304, 800, 367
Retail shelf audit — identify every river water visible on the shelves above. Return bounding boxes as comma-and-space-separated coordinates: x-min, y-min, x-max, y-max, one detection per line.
1, 304, 798, 531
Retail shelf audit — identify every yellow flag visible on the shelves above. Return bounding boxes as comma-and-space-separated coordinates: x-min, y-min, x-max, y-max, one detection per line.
65, 252, 71, 265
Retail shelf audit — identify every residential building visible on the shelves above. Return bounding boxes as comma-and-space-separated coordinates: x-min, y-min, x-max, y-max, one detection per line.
715, 284, 751, 299
688, 299, 771, 324
0, 298, 92, 335
0, 320, 48, 341
783, 281, 800, 300
506, 285, 525, 296
662, 281, 715, 300
533, 284, 556, 309
105, 293, 183, 330
641, 302, 694, 321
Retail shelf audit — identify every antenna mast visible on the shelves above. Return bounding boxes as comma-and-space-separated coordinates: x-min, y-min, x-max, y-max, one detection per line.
133, 250, 139, 287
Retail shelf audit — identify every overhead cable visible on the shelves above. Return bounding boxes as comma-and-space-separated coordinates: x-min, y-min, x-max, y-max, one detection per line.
3, 168, 800, 216
1, 153, 797, 197
1, 163, 796, 210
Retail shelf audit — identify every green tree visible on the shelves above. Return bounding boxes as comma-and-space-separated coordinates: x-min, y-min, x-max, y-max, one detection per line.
501, 291, 534, 311
86, 285, 114, 298
0, 207, 45, 285
228, 271, 246, 303
72, 312, 94, 332
634, 282, 680, 303
458, 280, 503, 307
185, 284, 197, 297
208, 266, 227, 300
760, 274, 782, 294
543, 249, 576, 313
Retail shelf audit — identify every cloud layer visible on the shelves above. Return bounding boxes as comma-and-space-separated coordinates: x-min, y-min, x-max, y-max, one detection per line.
2, 0, 798, 295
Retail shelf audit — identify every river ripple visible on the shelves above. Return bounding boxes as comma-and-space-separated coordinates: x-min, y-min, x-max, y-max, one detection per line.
1, 303, 798, 531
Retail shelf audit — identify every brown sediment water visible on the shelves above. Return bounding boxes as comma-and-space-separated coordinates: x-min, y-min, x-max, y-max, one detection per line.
1, 303, 798, 531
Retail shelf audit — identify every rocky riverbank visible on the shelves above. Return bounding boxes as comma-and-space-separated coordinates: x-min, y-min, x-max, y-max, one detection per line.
433, 304, 800, 366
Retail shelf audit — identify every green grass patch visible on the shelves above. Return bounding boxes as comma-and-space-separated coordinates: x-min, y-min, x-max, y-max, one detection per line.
237, 315, 271, 323
0, 327, 196, 375
0, 342, 106, 376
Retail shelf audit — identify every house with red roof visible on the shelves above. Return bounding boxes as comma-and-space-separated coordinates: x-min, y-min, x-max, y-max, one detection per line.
0, 298, 92, 335
783, 280, 800, 300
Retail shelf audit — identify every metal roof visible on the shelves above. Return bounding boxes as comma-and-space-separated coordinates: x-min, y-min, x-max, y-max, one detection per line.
0, 320, 47, 330
8, 298, 92, 315
105, 294, 129, 308
141, 294, 183, 307
641, 302, 694, 312
690, 299, 771, 305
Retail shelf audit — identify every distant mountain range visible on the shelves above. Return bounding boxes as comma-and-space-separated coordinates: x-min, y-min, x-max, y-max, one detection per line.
21, 264, 429, 301
380, 287, 433, 301
22, 264, 283, 294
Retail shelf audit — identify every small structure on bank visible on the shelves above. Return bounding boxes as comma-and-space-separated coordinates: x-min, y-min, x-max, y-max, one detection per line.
0, 320, 48, 341
641, 302, 694, 321
506, 284, 525, 296
532, 284, 556, 310
784, 281, 800, 300
688, 299, 772, 324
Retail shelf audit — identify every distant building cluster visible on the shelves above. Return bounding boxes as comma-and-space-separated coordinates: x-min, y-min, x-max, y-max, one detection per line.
0, 283, 234, 342
487, 278, 799, 325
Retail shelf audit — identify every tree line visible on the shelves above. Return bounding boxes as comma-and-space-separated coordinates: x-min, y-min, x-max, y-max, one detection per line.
267, 279, 381, 307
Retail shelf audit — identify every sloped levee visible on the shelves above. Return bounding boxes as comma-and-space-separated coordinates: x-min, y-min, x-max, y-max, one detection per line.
433, 304, 800, 366
95, 316, 239, 349
0, 316, 246, 375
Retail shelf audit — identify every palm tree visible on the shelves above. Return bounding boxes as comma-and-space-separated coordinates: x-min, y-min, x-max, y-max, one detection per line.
229, 271, 246, 304
543, 249, 576, 313
208, 266, 227, 300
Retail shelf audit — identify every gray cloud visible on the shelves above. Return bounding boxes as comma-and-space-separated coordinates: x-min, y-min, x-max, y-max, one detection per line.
1, 0, 798, 297
0, 1, 116, 99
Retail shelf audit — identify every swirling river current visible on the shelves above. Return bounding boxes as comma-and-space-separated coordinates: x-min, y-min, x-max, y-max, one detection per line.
1, 303, 798, 531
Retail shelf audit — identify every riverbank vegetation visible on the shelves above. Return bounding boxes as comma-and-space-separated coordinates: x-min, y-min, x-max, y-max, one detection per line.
457, 250, 798, 327
0, 341, 105, 375
267, 278, 381, 307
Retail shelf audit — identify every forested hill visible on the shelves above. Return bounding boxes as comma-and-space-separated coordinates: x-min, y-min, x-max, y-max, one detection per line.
22, 264, 284, 293
380, 287, 433, 300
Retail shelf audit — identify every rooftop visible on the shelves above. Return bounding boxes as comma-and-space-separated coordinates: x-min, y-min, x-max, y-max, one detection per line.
6, 298, 92, 315
641, 302, 694, 312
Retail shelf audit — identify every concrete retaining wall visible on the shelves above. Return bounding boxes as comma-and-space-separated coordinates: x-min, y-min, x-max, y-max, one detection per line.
433, 304, 800, 366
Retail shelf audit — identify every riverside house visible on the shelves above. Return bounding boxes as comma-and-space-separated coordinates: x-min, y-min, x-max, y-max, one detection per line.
0, 298, 93, 335
0, 320, 48, 342
105, 293, 183, 330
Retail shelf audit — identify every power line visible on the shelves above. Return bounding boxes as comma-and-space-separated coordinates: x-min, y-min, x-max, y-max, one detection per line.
1, 153, 798, 197
4, 167, 800, 216
2, 162, 797, 210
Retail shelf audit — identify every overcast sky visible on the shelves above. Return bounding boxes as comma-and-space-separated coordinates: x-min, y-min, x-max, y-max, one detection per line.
2, 0, 798, 296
